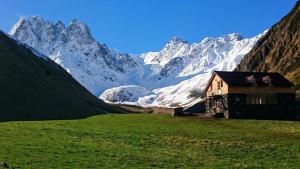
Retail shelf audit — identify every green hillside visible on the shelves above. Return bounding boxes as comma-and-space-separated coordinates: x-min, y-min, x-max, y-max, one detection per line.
0, 31, 124, 121
0, 114, 300, 169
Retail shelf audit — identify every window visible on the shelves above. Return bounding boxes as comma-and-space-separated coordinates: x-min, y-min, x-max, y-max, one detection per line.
217, 82, 221, 89
246, 94, 277, 105
247, 95, 262, 104
259, 98, 262, 104
221, 80, 223, 87
256, 98, 260, 104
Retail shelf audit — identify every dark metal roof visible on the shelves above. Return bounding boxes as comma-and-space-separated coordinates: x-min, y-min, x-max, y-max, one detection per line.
214, 71, 294, 87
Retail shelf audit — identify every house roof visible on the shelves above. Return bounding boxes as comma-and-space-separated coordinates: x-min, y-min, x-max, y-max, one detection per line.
215, 71, 294, 87
204, 71, 294, 92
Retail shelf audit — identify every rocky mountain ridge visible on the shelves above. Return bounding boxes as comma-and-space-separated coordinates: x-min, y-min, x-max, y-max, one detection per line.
236, 1, 300, 99
10, 16, 139, 95
10, 16, 264, 107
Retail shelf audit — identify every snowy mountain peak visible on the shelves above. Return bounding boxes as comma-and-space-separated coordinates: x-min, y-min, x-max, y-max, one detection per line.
66, 19, 94, 44
164, 37, 189, 49
9, 16, 140, 95
54, 21, 65, 29
168, 37, 188, 44
71, 18, 79, 22
28, 15, 44, 21
9, 17, 25, 35
200, 33, 243, 44
121, 31, 265, 107
9, 16, 266, 107
220, 33, 243, 41
18, 16, 26, 22
10, 16, 94, 45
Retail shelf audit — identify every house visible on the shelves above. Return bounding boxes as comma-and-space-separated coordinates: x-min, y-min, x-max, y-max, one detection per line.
204, 71, 297, 119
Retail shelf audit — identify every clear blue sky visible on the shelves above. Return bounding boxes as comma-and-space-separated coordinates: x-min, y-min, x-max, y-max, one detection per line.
0, 0, 297, 54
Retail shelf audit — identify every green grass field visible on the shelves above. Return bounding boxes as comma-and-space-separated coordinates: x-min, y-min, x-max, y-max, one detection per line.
0, 114, 300, 169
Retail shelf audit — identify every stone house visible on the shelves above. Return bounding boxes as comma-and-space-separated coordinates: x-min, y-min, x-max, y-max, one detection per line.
204, 71, 297, 119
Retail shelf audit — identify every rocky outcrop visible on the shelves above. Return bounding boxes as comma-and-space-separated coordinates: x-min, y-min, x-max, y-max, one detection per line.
236, 1, 300, 99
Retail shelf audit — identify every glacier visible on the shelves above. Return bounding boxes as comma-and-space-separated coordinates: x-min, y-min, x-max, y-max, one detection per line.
9, 16, 266, 107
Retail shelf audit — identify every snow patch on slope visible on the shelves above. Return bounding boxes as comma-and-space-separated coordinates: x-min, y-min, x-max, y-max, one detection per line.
100, 85, 150, 105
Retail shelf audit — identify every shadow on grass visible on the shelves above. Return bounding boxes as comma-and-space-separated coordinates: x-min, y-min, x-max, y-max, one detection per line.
0, 105, 134, 122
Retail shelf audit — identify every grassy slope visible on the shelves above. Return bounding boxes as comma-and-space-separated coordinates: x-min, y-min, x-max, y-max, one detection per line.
0, 31, 124, 121
0, 114, 300, 169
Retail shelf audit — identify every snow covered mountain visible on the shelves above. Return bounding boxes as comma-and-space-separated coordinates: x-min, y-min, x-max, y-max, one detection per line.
102, 32, 265, 107
9, 16, 266, 107
9, 16, 139, 95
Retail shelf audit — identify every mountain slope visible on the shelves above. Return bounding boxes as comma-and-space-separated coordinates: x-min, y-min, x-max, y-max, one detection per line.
10, 16, 264, 107
101, 33, 265, 107
9, 16, 139, 95
236, 1, 300, 99
0, 31, 123, 121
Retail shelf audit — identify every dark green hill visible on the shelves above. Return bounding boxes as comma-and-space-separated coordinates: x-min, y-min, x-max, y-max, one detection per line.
0, 31, 124, 121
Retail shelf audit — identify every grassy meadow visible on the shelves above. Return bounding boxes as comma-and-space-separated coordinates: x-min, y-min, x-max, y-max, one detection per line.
0, 114, 300, 169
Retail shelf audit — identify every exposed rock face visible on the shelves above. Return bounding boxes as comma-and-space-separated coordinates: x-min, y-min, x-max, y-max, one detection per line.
236, 1, 300, 99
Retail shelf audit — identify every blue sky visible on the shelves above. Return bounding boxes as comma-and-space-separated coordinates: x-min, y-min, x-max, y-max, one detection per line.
0, 0, 297, 54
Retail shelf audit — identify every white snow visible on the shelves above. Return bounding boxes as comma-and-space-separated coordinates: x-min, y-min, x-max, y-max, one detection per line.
100, 32, 265, 107
9, 16, 138, 95
9, 16, 267, 107
100, 85, 150, 105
